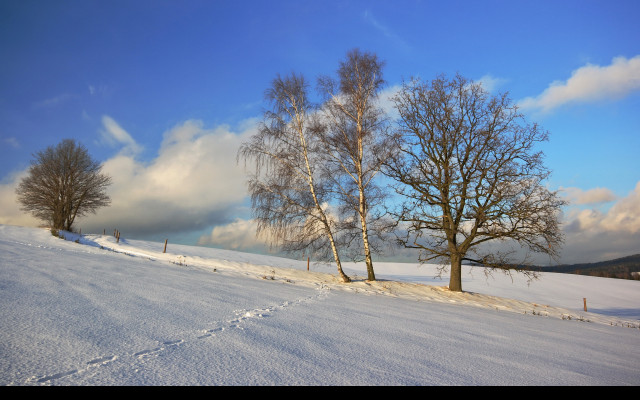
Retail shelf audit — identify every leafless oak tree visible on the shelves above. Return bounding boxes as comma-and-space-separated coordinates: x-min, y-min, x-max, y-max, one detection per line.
16, 139, 112, 232
238, 73, 351, 282
384, 74, 566, 292
317, 49, 394, 281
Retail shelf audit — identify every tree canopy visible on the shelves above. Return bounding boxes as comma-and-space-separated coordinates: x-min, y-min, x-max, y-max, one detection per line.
383, 74, 566, 291
16, 139, 112, 232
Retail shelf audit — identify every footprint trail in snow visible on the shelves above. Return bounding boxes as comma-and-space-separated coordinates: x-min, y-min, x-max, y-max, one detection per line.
25, 284, 331, 385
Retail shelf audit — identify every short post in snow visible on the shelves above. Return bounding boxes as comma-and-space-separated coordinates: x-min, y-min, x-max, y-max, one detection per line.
583, 298, 587, 312
307, 256, 310, 271
163, 239, 168, 253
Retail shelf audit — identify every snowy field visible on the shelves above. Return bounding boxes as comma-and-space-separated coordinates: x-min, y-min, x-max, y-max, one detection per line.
1, 224, 638, 385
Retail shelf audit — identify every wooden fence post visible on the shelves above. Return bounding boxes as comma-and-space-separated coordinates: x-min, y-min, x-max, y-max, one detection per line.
307, 257, 310, 271
583, 298, 587, 312
163, 239, 168, 253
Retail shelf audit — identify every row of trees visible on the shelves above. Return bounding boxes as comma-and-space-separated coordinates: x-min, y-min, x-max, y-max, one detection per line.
16, 48, 566, 293
239, 48, 566, 292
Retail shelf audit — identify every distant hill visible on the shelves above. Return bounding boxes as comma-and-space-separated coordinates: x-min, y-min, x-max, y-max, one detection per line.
535, 254, 640, 280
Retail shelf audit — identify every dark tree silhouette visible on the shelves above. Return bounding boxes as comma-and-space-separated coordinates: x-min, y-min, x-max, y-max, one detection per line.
16, 139, 112, 232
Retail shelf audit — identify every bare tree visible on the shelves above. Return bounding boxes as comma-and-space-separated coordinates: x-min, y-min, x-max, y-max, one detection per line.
16, 139, 112, 232
384, 74, 566, 292
317, 49, 393, 281
238, 73, 351, 282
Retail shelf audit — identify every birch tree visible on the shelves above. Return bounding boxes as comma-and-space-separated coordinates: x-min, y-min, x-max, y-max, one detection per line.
316, 49, 394, 282
238, 73, 351, 282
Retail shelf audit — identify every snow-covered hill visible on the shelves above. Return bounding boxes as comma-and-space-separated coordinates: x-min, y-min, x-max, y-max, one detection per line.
1, 224, 638, 385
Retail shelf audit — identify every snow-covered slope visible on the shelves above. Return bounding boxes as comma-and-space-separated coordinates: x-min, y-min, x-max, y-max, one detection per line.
1, 224, 638, 385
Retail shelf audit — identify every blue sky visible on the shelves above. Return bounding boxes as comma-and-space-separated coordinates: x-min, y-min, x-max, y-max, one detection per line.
1, 0, 639, 265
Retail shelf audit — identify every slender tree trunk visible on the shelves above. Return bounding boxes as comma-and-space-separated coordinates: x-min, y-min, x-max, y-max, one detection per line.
298, 114, 350, 283
359, 189, 375, 281
362, 225, 375, 281
327, 228, 351, 283
307, 153, 350, 283
356, 111, 376, 281
449, 253, 463, 292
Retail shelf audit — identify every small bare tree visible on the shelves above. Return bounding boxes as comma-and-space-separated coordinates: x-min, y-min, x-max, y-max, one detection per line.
317, 49, 394, 281
238, 73, 351, 282
16, 139, 112, 232
384, 74, 566, 292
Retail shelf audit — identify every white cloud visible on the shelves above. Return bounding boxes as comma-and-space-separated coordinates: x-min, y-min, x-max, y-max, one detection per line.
363, 10, 410, 51
561, 186, 617, 205
32, 93, 76, 109
0, 169, 41, 228
88, 84, 110, 97
198, 218, 273, 253
377, 84, 401, 120
477, 74, 507, 93
79, 119, 254, 235
3, 137, 20, 149
554, 181, 640, 263
519, 55, 640, 112
100, 115, 143, 156
565, 182, 640, 235
599, 182, 640, 234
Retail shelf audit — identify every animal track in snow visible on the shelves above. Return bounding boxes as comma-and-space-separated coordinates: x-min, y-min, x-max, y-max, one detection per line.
133, 347, 163, 358
25, 285, 330, 385
31, 369, 79, 384
87, 355, 117, 365
197, 326, 224, 339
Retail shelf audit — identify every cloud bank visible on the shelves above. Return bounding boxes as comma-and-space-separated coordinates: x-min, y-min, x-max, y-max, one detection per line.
564, 182, 640, 235
0, 116, 254, 237
79, 118, 253, 236
559, 181, 640, 263
561, 186, 617, 205
0, 169, 41, 228
1, 114, 637, 265
198, 218, 275, 254
519, 55, 640, 112
200, 182, 640, 266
